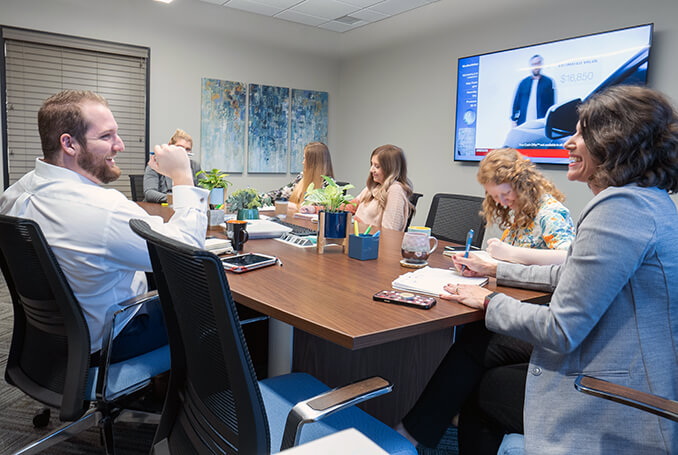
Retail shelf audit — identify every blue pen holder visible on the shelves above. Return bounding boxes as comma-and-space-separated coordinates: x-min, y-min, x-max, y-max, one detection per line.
348, 234, 379, 261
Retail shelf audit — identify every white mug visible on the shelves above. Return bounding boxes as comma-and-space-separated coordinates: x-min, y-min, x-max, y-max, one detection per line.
401, 231, 438, 264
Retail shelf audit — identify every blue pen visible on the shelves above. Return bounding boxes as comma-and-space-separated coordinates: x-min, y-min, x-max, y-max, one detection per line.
460, 229, 474, 273
373, 230, 380, 238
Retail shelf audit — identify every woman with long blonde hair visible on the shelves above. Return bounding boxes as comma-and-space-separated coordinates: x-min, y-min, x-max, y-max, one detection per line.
352, 144, 414, 231
264, 142, 334, 209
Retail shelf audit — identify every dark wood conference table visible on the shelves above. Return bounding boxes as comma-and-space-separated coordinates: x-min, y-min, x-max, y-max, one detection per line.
138, 202, 549, 424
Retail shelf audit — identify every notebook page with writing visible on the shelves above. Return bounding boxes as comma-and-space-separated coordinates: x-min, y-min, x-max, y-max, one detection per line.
392, 267, 488, 296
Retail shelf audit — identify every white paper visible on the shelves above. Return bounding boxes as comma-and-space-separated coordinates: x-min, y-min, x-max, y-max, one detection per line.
392, 266, 488, 296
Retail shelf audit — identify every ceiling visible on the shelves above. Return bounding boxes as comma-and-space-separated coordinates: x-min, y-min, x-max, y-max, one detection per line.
198, 0, 440, 33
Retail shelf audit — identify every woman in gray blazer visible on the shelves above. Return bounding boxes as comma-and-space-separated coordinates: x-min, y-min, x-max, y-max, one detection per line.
447, 85, 678, 454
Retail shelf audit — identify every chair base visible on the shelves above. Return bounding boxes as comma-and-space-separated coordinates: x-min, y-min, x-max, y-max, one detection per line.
12, 406, 160, 455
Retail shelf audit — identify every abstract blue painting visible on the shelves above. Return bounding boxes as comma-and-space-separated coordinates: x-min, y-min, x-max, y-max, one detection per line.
200, 78, 247, 173
290, 89, 329, 173
248, 84, 289, 173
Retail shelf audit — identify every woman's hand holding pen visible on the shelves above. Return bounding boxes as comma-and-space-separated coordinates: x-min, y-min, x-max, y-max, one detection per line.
451, 253, 497, 278
486, 238, 517, 262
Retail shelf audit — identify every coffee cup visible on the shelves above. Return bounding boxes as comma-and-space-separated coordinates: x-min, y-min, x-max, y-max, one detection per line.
401, 231, 438, 264
275, 199, 289, 217
227, 219, 249, 251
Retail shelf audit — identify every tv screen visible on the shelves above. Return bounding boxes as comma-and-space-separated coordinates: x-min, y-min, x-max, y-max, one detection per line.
454, 24, 653, 164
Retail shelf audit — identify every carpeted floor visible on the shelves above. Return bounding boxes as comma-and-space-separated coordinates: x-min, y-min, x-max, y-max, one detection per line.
0, 273, 458, 454
0, 273, 156, 455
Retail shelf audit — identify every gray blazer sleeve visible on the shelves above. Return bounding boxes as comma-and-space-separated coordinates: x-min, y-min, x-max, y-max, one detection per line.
190, 159, 205, 186
143, 166, 167, 203
486, 187, 656, 354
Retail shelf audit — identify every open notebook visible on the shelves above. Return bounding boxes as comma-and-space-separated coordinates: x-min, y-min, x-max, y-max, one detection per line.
392, 266, 489, 296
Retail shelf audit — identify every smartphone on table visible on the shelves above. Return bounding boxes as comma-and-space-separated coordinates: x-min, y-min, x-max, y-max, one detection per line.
221, 253, 277, 273
373, 290, 436, 309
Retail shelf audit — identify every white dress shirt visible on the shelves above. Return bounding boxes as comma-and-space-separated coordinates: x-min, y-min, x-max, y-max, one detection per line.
0, 158, 209, 352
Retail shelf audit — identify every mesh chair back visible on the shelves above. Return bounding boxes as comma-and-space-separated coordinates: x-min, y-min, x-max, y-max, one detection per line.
129, 174, 145, 201
407, 193, 423, 229
424, 194, 486, 247
130, 219, 270, 454
0, 215, 91, 421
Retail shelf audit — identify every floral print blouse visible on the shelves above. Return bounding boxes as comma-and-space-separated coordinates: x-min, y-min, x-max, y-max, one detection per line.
501, 194, 575, 250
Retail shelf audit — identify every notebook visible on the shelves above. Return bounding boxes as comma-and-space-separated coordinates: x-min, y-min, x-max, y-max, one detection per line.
205, 238, 234, 255
392, 266, 489, 296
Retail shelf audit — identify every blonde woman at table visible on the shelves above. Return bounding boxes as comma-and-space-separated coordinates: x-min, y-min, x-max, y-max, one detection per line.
448, 85, 678, 454
478, 148, 574, 265
264, 142, 334, 212
348, 144, 414, 231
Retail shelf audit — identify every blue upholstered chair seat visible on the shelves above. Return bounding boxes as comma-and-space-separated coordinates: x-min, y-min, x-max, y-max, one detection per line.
260, 372, 416, 455
85, 345, 171, 401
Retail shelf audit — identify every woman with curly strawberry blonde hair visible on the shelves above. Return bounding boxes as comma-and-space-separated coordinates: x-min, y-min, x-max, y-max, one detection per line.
477, 148, 574, 265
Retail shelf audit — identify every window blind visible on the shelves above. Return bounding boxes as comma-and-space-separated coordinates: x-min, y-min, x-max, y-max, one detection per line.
2, 27, 149, 196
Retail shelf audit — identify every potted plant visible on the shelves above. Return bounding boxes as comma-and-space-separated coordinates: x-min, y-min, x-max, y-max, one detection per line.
197, 169, 232, 208
303, 176, 354, 239
227, 188, 271, 220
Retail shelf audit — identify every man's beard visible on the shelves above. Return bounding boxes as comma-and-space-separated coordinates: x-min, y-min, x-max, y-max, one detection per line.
77, 143, 121, 184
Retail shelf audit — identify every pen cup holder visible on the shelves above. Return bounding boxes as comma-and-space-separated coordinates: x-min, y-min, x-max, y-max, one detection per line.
348, 234, 379, 261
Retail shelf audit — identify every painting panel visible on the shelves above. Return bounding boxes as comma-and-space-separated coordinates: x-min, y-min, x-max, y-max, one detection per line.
248, 84, 289, 173
290, 89, 328, 173
200, 78, 246, 173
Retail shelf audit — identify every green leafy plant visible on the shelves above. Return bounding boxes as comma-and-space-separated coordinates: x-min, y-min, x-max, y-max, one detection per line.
227, 188, 271, 211
302, 176, 354, 212
197, 169, 232, 191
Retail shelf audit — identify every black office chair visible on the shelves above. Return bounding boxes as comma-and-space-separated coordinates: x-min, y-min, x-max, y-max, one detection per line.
129, 174, 145, 201
0, 214, 169, 455
575, 375, 678, 422
129, 219, 417, 454
407, 192, 423, 229
425, 193, 486, 248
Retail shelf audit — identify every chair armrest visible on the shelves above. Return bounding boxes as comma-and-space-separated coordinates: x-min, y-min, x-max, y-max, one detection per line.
96, 291, 160, 401
574, 375, 678, 422
280, 376, 392, 450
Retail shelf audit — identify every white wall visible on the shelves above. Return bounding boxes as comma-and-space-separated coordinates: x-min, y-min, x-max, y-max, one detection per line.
0, 0, 341, 193
335, 0, 678, 232
2, 0, 678, 232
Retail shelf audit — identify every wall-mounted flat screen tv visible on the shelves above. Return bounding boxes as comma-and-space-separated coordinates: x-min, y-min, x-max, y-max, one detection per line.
454, 23, 653, 164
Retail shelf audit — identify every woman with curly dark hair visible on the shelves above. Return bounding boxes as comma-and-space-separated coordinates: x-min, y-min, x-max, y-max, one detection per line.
477, 148, 575, 265
396, 149, 575, 453
447, 85, 678, 453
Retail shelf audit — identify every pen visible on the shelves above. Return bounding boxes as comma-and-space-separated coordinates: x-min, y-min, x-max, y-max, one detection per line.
354, 220, 359, 236
277, 257, 283, 267
373, 230, 380, 238
364, 225, 372, 236
460, 229, 474, 273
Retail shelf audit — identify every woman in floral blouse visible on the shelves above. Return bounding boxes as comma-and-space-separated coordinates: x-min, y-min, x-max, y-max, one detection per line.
477, 148, 575, 265
264, 142, 334, 211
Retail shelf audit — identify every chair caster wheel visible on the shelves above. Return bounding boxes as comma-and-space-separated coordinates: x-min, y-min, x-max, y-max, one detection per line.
33, 407, 51, 428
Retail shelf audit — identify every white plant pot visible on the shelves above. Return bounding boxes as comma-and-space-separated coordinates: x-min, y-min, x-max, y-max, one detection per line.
208, 209, 225, 226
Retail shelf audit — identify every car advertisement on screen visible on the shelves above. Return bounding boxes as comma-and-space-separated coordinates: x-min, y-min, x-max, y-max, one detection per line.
454, 24, 653, 164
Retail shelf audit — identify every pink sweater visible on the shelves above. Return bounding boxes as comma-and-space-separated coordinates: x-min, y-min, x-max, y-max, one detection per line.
355, 182, 410, 231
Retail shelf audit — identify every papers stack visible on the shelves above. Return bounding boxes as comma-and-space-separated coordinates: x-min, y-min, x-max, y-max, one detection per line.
392, 266, 489, 296
293, 212, 319, 222
205, 238, 233, 255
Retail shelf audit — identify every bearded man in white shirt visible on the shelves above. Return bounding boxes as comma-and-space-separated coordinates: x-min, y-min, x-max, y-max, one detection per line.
0, 90, 209, 362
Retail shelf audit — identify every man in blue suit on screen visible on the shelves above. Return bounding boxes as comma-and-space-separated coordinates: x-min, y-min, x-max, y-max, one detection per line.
511, 54, 555, 127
